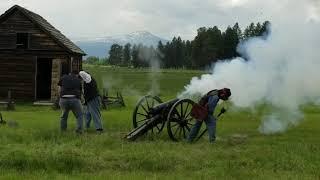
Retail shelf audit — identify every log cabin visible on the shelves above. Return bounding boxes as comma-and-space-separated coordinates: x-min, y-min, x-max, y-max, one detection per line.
0, 5, 86, 102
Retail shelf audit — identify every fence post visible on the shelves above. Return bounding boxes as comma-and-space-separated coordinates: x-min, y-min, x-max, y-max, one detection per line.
7, 90, 15, 110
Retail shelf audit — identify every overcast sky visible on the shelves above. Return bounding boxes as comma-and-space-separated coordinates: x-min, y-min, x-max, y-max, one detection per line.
1, 0, 319, 40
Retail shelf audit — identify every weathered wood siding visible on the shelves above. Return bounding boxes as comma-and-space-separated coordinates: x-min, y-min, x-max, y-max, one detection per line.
0, 54, 35, 100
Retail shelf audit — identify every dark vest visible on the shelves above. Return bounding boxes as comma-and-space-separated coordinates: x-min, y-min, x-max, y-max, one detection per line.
83, 78, 99, 103
198, 89, 218, 106
59, 74, 81, 98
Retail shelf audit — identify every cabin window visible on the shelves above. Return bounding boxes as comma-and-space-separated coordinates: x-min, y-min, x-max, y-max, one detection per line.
16, 33, 29, 49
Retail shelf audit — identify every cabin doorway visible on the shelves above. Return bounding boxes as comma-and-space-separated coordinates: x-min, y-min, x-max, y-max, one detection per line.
36, 58, 52, 100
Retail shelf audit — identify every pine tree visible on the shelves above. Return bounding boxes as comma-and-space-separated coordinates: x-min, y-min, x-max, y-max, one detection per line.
156, 41, 165, 68
108, 44, 123, 65
184, 40, 193, 68
131, 44, 139, 68
244, 22, 256, 39
255, 22, 262, 36
192, 27, 207, 68
222, 26, 239, 59
232, 22, 243, 40
260, 21, 271, 37
123, 43, 131, 67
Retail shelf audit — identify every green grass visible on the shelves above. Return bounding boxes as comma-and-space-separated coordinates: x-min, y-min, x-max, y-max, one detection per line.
84, 65, 204, 98
0, 66, 319, 179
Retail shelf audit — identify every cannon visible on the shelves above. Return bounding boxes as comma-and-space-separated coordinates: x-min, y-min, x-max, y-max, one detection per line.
101, 89, 125, 110
125, 95, 200, 141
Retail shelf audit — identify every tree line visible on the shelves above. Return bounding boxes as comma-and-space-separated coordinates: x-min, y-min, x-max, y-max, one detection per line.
84, 21, 270, 69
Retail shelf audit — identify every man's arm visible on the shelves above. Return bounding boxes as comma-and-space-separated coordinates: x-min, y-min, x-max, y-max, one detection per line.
57, 75, 64, 86
207, 95, 219, 114
57, 78, 62, 97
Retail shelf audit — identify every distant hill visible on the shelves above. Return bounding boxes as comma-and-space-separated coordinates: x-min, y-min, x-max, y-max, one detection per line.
73, 31, 168, 58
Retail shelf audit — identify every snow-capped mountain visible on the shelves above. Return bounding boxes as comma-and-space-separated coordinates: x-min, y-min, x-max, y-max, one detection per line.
73, 31, 168, 58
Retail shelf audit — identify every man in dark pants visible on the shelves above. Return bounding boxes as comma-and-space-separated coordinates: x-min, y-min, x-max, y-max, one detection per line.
187, 88, 231, 143
79, 71, 103, 133
58, 70, 83, 134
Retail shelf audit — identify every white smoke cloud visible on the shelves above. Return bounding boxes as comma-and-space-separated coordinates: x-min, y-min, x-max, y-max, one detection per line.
138, 46, 161, 95
179, 0, 320, 134
308, 0, 320, 21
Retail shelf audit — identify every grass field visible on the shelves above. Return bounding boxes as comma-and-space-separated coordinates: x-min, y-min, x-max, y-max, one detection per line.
0, 66, 319, 180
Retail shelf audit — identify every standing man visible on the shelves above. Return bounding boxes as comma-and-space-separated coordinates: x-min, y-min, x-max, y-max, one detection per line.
58, 70, 83, 134
187, 88, 231, 143
79, 71, 104, 133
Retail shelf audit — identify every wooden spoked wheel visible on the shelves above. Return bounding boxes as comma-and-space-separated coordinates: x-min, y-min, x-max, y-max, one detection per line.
132, 95, 164, 134
167, 99, 196, 141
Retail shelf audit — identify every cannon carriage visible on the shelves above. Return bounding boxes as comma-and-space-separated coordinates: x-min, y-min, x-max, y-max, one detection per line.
126, 95, 201, 141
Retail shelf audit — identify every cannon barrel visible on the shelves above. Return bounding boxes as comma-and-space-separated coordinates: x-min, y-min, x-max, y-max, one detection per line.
126, 114, 161, 141
149, 98, 179, 115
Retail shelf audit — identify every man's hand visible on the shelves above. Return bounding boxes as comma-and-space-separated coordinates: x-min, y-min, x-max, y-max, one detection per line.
220, 107, 227, 114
